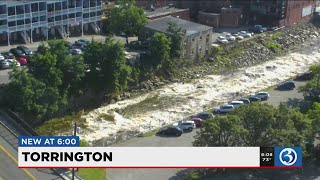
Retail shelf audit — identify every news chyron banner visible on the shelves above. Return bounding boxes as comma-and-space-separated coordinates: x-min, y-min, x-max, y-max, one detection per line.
18, 136, 302, 168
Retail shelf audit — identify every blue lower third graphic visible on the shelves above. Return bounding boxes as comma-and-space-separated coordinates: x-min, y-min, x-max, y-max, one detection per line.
274, 147, 302, 167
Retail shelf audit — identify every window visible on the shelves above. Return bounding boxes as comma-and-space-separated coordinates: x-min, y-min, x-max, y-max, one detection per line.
39, 2, 46, 11
31, 3, 38, 12
0, 20, 7, 26
17, 20, 24, 25
69, 13, 75, 18
63, 14, 68, 20
16, 5, 24, 14
192, 38, 195, 42
90, 0, 97, 7
25, 19, 31, 24
90, 12, 96, 17
40, 16, 46, 21
32, 17, 39, 23
55, 2, 62, 11
8, 21, 16, 27
97, 11, 102, 16
25, 4, 31, 13
55, 15, 61, 21
83, 0, 89, 8
76, 12, 82, 17
199, 46, 202, 52
68, 0, 75, 8
76, 0, 82, 7
8, 7, 15, 16
199, 36, 202, 40
83, 13, 89, 18
191, 49, 194, 55
62, 1, 67, 9
48, 17, 54, 22
0, 5, 6, 14
47, 4, 54, 12
206, 34, 210, 42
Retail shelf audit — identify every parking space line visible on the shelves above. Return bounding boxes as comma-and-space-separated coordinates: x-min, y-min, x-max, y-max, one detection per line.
0, 144, 36, 180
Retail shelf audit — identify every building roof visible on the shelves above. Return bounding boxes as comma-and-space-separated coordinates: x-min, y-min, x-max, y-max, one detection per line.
144, 16, 213, 37
145, 6, 189, 19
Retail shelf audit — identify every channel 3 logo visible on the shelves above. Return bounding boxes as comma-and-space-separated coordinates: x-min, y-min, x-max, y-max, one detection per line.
275, 147, 302, 167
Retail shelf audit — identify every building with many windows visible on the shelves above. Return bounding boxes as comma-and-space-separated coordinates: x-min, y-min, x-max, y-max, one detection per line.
0, 0, 102, 45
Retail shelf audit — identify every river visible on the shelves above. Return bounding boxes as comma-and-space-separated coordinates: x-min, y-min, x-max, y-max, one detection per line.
81, 37, 320, 143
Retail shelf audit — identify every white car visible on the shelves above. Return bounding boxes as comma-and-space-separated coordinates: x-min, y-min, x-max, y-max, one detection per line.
251, 92, 270, 101
238, 31, 252, 38
173, 121, 196, 131
71, 49, 83, 55
214, 104, 235, 113
225, 33, 236, 41
229, 101, 244, 108
0, 53, 4, 60
233, 33, 244, 40
6, 59, 21, 67
217, 36, 228, 44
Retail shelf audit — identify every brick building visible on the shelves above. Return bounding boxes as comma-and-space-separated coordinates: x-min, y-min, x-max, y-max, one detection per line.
145, 6, 190, 20
246, 0, 316, 26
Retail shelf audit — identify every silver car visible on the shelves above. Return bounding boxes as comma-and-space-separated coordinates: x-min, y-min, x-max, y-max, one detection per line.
0, 60, 11, 69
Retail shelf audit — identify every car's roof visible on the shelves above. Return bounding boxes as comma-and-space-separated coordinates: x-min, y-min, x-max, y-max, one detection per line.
230, 101, 244, 104
222, 104, 234, 107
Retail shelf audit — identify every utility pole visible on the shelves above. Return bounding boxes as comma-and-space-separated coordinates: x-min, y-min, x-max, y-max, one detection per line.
72, 122, 77, 180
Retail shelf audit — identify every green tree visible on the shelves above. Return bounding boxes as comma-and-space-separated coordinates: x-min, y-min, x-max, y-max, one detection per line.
149, 33, 171, 68
5, 68, 67, 119
299, 65, 320, 102
83, 37, 132, 93
307, 102, 320, 138
193, 103, 311, 150
193, 115, 246, 147
108, 0, 148, 44
167, 22, 184, 58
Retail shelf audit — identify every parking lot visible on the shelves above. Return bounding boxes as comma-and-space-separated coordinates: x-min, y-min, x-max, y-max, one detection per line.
107, 80, 320, 180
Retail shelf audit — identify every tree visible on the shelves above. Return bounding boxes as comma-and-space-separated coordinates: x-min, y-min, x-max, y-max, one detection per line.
299, 65, 320, 102
167, 22, 184, 58
193, 103, 311, 150
109, 0, 148, 44
149, 33, 171, 68
193, 115, 246, 147
307, 102, 320, 138
83, 37, 132, 93
5, 67, 67, 119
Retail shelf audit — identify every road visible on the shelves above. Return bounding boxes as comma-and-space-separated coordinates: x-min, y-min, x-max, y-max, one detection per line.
107, 80, 320, 180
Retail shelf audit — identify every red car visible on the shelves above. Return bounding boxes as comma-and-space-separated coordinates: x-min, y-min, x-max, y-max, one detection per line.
191, 118, 202, 127
17, 57, 27, 65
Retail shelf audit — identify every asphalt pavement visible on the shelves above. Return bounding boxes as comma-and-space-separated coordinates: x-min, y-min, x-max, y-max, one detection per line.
107, 80, 320, 180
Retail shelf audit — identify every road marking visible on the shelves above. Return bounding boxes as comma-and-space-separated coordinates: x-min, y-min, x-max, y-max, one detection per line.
0, 144, 36, 180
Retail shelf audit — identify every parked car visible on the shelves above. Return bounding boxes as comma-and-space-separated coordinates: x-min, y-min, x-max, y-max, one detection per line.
0, 53, 4, 60
214, 104, 235, 113
217, 36, 228, 44
1, 52, 15, 59
277, 81, 296, 90
249, 25, 267, 33
9, 48, 25, 58
0, 60, 10, 69
229, 101, 244, 108
173, 121, 196, 131
159, 126, 183, 136
191, 118, 203, 128
225, 33, 236, 41
75, 39, 90, 45
191, 112, 214, 120
249, 96, 261, 102
267, 26, 279, 31
6, 59, 21, 67
232, 33, 244, 40
71, 49, 83, 55
239, 98, 250, 104
238, 31, 252, 38
17, 46, 33, 56
295, 72, 313, 81
251, 92, 270, 101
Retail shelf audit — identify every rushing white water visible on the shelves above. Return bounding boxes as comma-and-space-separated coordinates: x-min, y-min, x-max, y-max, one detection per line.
81, 38, 320, 143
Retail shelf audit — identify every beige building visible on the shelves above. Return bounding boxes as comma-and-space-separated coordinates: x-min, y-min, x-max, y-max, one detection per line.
141, 16, 213, 59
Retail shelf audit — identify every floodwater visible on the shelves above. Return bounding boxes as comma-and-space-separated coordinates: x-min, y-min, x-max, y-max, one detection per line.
81, 38, 320, 143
